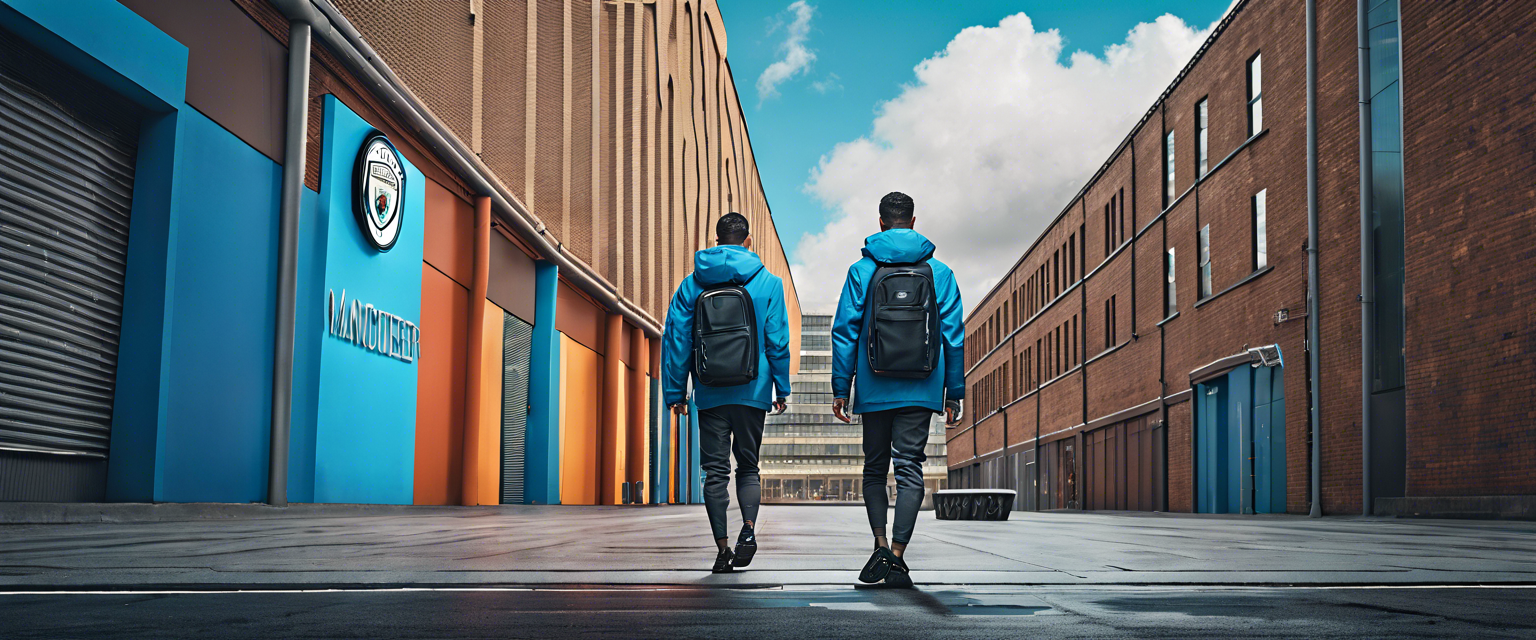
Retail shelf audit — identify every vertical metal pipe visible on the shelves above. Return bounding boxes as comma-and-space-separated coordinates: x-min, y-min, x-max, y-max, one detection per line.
1357, 0, 1376, 517
1306, 0, 1323, 518
269, 19, 312, 507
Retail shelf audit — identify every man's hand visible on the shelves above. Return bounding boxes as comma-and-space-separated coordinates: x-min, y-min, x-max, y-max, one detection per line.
670, 403, 689, 416
772, 397, 788, 415
831, 397, 851, 424
944, 399, 963, 426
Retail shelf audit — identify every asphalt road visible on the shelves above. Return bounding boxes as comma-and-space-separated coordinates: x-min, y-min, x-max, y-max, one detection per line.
1, 586, 1533, 639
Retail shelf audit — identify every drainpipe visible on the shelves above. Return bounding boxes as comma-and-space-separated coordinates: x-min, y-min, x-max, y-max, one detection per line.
1306, 0, 1323, 518
1357, 0, 1376, 517
461, 195, 492, 505
268, 0, 323, 507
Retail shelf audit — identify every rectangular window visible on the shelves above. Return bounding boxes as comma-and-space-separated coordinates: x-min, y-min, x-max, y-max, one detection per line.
1053, 250, 1060, 298
1119, 187, 1126, 241
1080, 224, 1086, 277
1199, 225, 1212, 298
1071, 315, 1078, 367
1248, 52, 1263, 136
1253, 189, 1268, 270
1165, 247, 1178, 317
1068, 235, 1076, 282
1105, 295, 1117, 349
1104, 202, 1113, 255
1196, 98, 1209, 176
1165, 130, 1176, 206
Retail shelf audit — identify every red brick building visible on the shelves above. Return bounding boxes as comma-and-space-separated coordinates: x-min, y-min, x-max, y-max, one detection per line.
948, 0, 1536, 517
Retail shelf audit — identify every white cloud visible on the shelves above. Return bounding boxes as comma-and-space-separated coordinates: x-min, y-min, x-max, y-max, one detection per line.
790, 13, 1217, 313
811, 73, 843, 94
756, 1, 816, 101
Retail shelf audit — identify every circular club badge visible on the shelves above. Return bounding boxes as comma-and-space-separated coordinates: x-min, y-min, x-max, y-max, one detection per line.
353, 133, 406, 251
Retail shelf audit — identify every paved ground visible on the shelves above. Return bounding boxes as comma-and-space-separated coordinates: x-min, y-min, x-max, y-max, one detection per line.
1, 505, 1533, 589
3, 505, 1535, 638
2, 586, 1535, 639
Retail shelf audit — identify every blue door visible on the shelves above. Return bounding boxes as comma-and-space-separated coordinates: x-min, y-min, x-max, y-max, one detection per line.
1195, 365, 1286, 514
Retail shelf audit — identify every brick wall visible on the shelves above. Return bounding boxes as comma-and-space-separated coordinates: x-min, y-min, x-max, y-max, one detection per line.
1399, 1, 1536, 497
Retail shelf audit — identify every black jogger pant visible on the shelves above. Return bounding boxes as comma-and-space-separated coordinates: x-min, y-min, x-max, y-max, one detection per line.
697, 404, 766, 541
862, 406, 932, 545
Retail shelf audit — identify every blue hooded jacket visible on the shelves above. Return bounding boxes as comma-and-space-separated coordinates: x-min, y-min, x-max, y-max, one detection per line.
831, 229, 965, 414
661, 245, 791, 411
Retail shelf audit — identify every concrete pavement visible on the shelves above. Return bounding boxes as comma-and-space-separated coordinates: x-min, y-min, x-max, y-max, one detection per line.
2, 505, 1534, 590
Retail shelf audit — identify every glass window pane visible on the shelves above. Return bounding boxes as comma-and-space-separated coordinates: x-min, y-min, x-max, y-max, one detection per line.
1252, 98, 1263, 134
1255, 190, 1268, 270
1250, 54, 1262, 98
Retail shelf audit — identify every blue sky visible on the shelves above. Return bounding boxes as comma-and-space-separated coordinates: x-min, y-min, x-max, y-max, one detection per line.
716, 0, 1236, 310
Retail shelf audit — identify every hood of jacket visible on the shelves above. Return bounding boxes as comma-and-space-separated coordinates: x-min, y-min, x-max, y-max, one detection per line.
861, 229, 937, 265
692, 244, 765, 286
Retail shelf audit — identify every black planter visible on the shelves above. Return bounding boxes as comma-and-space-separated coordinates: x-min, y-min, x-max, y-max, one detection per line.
933, 490, 1016, 521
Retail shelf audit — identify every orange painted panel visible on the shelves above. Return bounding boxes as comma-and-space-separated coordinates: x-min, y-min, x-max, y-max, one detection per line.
422, 179, 474, 287
415, 264, 469, 505
559, 334, 601, 505
470, 303, 506, 505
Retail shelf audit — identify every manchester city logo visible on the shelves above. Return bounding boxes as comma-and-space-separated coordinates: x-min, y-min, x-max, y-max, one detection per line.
353, 133, 406, 251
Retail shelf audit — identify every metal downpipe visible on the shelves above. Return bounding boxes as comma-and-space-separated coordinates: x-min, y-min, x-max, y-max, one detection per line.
267, 1, 317, 506
1306, 0, 1322, 518
1357, 0, 1375, 517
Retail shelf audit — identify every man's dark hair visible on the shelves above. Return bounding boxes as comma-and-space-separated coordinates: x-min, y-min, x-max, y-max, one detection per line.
716, 212, 750, 245
879, 192, 915, 227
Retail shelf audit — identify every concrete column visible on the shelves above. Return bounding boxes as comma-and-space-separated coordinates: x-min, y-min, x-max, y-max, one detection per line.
525, 261, 561, 504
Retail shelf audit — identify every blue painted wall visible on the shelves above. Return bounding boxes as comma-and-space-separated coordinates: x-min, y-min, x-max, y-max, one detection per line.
525, 261, 561, 504
311, 95, 423, 505
155, 110, 290, 502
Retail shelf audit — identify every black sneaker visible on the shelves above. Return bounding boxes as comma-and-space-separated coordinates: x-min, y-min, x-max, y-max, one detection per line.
732, 525, 758, 567
858, 545, 896, 584
711, 547, 736, 574
856, 554, 912, 589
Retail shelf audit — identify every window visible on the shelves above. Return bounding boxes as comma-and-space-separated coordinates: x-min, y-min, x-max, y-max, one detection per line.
1253, 189, 1268, 270
1119, 187, 1126, 242
1068, 234, 1076, 282
1199, 225, 1212, 298
1196, 99, 1209, 176
1104, 295, 1117, 349
1104, 202, 1113, 255
1165, 130, 1176, 206
1165, 248, 1178, 317
1248, 52, 1263, 136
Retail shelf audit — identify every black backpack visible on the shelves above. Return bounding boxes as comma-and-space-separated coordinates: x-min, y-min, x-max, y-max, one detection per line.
863, 260, 939, 379
693, 278, 758, 387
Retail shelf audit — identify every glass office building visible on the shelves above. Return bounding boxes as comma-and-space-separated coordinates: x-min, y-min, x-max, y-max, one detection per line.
762, 315, 947, 503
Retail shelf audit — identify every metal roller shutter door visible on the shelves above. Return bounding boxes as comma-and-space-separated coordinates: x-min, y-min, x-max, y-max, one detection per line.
0, 31, 140, 500
500, 312, 532, 504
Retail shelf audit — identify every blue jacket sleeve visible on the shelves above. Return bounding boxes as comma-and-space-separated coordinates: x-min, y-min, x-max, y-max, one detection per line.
830, 260, 869, 399
661, 279, 696, 406
936, 263, 966, 400
764, 275, 791, 400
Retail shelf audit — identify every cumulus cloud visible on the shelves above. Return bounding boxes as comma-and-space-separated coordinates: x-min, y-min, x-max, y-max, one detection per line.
756, 1, 816, 100
790, 13, 1217, 312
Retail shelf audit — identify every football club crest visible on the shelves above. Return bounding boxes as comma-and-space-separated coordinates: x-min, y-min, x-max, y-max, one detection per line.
353, 133, 406, 251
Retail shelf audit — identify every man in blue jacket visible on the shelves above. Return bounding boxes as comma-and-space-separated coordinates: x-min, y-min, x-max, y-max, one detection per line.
662, 212, 791, 574
830, 192, 964, 589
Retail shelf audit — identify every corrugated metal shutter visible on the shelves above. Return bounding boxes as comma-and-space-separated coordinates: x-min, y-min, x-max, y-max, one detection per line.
0, 31, 139, 463
500, 312, 532, 504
